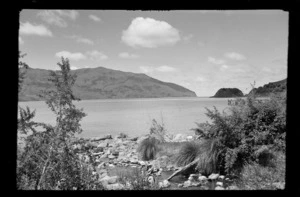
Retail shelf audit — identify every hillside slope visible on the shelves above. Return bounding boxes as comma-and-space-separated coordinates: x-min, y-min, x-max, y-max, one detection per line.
248, 79, 287, 97
19, 67, 197, 101
211, 88, 244, 98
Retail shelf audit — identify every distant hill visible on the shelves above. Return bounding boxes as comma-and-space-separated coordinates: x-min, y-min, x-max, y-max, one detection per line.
18, 67, 197, 101
211, 88, 244, 98
247, 78, 287, 97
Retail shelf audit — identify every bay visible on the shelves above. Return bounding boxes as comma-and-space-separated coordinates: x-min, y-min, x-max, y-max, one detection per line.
18, 97, 230, 138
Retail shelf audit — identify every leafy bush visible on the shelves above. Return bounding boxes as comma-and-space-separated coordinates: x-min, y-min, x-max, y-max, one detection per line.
17, 57, 103, 190
192, 89, 286, 174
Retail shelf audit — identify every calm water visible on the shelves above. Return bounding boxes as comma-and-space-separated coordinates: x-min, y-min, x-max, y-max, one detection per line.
18, 97, 230, 138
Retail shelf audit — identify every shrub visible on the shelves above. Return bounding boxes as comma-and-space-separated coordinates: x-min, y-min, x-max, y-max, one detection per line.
17, 57, 102, 190
137, 137, 161, 161
192, 88, 286, 175
149, 119, 166, 142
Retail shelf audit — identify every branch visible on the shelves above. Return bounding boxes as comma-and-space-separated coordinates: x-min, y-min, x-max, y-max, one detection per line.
166, 158, 200, 181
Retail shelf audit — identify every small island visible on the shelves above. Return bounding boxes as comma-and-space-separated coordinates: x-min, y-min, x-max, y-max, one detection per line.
211, 88, 244, 98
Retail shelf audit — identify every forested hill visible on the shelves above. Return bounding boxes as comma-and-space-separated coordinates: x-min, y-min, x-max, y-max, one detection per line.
247, 79, 287, 97
211, 88, 244, 98
18, 67, 197, 101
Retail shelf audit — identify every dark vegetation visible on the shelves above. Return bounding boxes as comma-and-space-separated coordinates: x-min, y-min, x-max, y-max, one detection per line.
17, 55, 103, 190
138, 84, 286, 189
18, 67, 196, 101
211, 88, 244, 98
247, 79, 287, 97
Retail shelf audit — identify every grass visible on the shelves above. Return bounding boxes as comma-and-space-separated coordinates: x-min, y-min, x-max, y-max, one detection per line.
235, 151, 285, 190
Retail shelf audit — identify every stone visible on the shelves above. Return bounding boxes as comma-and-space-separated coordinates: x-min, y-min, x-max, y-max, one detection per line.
148, 176, 154, 184
106, 183, 124, 190
173, 134, 186, 142
186, 136, 193, 141
198, 175, 208, 182
108, 164, 115, 167
91, 134, 112, 142
208, 173, 219, 180
218, 175, 225, 180
215, 186, 225, 190
129, 137, 138, 141
191, 182, 201, 187
130, 158, 139, 164
99, 175, 118, 185
183, 180, 192, 187
138, 161, 146, 166
108, 155, 116, 159
159, 180, 170, 188
94, 147, 104, 153
100, 154, 108, 159
227, 185, 239, 190
116, 133, 127, 139
178, 183, 183, 187
188, 174, 198, 181
97, 142, 108, 148
272, 182, 285, 190
216, 182, 223, 187
111, 150, 119, 156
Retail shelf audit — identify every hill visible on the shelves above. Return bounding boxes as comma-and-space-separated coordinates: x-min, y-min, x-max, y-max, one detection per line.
247, 78, 287, 97
211, 88, 244, 98
18, 67, 197, 101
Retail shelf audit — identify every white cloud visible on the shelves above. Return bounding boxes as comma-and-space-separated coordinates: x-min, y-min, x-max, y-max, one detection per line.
70, 66, 78, 70
122, 17, 180, 48
224, 52, 246, 60
208, 56, 226, 65
139, 66, 154, 74
89, 15, 101, 22
119, 52, 139, 59
156, 65, 177, 72
55, 51, 86, 61
195, 76, 206, 82
68, 35, 94, 45
86, 50, 108, 61
37, 10, 79, 27
220, 64, 229, 71
20, 22, 53, 37
19, 36, 24, 44
139, 65, 177, 73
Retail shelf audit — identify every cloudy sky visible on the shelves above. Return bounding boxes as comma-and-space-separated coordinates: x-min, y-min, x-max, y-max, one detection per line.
19, 10, 288, 96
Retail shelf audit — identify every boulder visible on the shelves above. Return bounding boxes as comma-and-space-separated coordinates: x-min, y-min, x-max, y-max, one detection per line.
208, 173, 219, 180
215, 186, 225, 190
188, 174, 198, 181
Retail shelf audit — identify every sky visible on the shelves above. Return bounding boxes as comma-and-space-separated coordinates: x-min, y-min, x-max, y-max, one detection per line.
19, 10, 288, 97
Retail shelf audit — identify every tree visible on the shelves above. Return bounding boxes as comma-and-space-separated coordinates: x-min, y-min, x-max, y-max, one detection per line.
17, 57, 102, 190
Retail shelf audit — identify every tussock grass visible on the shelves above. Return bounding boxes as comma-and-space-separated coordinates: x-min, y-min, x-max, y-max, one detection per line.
137, 137, 161, 161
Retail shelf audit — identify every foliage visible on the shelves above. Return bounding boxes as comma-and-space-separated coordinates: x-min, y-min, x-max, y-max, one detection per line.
18, 51, 29, 93
149, 118, 167, 142
137, 137, 161, 161
176, 141, 202, 166
236, 151, 285, 190
17, 57, 102, 190
193, 87, 286, 175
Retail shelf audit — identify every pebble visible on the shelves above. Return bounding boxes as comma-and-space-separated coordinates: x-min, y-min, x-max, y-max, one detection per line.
198, 175, 208, 181
216, 182, 223, 187
208, 173, 219, 180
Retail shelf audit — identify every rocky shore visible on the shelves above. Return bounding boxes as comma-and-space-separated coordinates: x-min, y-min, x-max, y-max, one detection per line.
70, 133, 248, 190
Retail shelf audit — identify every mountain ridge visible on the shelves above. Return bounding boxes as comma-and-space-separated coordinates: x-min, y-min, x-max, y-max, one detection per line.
18, 66, 197, 101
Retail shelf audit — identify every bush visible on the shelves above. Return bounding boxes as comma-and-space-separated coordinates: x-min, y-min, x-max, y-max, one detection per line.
192, 89, 286, 175
149, 119, 167, 142
137, 137, 161, 161
17, 57, 103, 190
